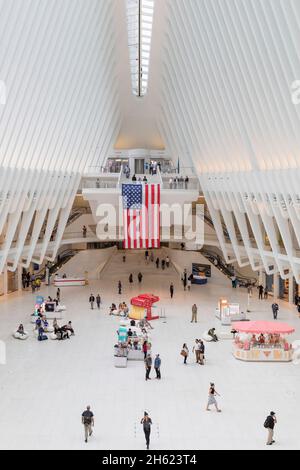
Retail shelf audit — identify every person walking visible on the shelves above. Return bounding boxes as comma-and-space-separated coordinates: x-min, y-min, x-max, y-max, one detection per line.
191, 304, 198, 323
193, 339, 200, 364
182, 270, 187, 291
118, 281, 122, 295
138, 273, 143, 284
258, 284, 264, 300
181, 343, 189, 364
264, 411, 277, 446
156, 258, 160, 269
82, 225, 87, 238
96, 294, 101, 309
154, 354, 161, 379
141, 412, 152, 450
145, 354, 152, 381
199, 340, 205, 365
89, 294, 95, 310
82, 406, 94, 443
56, 288, 61, 303
161, 259, 166, 270
129, 274, 133, 285
166, 256, 170, 268
206, 383, 221, 412
272, 302, 279, 320
170, 283, 174, 299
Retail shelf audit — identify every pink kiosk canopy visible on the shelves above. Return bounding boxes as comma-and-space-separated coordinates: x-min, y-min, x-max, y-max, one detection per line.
232, 321, 295, 335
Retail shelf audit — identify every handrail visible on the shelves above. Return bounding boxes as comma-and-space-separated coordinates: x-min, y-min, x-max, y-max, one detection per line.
201, 248, 258, 286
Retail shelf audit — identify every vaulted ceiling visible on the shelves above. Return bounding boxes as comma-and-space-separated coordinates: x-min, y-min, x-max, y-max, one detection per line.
158, 0, 300, 173
1, 0, 299, 172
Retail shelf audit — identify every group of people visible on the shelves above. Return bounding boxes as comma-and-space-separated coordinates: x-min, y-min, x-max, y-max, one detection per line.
129, 272, 143, 284
22, 271, 42, 292
168, 176, 190, 190
131, 174, 149, 183
53, 319, 75, 340
109, 302, 129, 317
89, 294, 101, 309
182, 269, 193, 291
249, 333, 284, 348
144, 353, 161, 381
257, 284, 269, 300
155, 256, 170, 270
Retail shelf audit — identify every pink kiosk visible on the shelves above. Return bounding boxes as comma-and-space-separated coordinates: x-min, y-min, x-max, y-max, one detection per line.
232, 321, 295, 362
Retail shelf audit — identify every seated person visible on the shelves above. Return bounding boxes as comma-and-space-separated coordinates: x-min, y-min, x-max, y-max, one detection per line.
38, 326, 47, 342
66, 321, 75, 336
258, 333, 265, 344
35, 318, 42, 329
57, 326, 70, 340
47, 296, 53, 302
17, 324, 26, 336
127, 328, 133, 338
208, 328, 219, 342
109, 303, 117, 315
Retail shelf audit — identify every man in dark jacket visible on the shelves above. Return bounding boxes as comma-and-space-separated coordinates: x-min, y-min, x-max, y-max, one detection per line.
265, 411, 277, 445
89, 294, 95, 309
272, 302, 279, 320
170, 283, 174, 299
145, 354, 152, 381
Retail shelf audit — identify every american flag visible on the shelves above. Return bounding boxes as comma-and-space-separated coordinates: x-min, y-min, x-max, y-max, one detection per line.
122, 183, 161, 249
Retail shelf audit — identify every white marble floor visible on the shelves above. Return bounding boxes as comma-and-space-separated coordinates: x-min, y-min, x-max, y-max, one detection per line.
0, 251, 300, 450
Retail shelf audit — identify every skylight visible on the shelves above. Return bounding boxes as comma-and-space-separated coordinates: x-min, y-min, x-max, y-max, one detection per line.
126, 0, 154, 98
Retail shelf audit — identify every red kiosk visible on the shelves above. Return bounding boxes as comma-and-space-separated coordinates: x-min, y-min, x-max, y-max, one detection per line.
130, 294, 160, 321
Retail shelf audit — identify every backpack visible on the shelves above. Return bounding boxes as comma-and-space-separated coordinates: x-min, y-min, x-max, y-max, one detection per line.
264, 417, 272, 428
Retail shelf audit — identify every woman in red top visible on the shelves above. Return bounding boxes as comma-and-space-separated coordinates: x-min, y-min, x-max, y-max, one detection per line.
143, 341, 148, 359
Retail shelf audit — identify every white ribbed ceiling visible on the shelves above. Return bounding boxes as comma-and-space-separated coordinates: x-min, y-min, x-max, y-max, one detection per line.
158, 0, 300, 173
0, 0, 121, 173
0, 0, 300, 171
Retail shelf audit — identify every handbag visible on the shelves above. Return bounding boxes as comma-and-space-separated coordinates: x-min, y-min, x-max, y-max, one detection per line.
181, 349, 187, 357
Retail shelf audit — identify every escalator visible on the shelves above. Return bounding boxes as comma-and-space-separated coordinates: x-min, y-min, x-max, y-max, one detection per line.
201, 248, 258, 288
35, 249, 79, 281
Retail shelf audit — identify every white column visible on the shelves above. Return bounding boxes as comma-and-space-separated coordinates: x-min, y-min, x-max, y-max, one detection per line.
17, 265, 23, 291
273, 273, 279, 299
3, 266, 8, 295
259, 269, 265, 286
289, 272, 294, 304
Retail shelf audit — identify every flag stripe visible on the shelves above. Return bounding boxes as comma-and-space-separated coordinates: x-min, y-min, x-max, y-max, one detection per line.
122, 183, 160, 250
